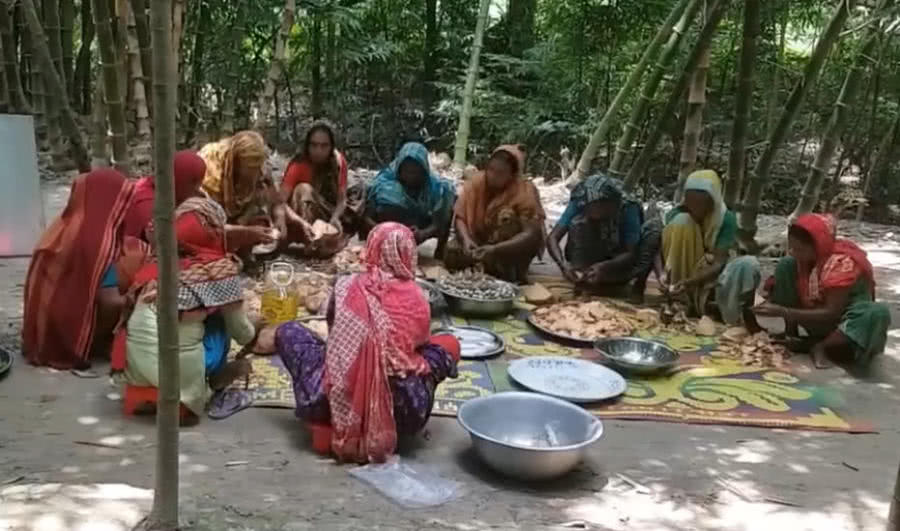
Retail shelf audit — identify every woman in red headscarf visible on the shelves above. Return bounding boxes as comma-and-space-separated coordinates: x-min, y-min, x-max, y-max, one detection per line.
275, 222, 460, 463
121, 197, 256, 424
123, 150, 209, 240
23, 169, 143, 369
754, 214, 890, 368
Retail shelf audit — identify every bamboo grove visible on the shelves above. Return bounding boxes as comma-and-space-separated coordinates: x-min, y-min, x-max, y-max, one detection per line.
0, 0, 898, 244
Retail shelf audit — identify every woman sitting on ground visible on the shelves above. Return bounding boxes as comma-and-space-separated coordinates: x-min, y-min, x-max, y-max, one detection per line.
547, 174, 660, 300
124, 150, 209, 240
363, 142, 456, 255
120, 197, 256, 425
445, 145, 545, 283
276, 222, 460, 463
199, 130, 277, 251
661, 170, 761, 328
23, 169, 152, 370
754, 213, 890, 369
281, 121, 353, 232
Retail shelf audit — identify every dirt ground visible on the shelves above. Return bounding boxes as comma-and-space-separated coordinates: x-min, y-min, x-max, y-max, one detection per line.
3, 180, 900, 530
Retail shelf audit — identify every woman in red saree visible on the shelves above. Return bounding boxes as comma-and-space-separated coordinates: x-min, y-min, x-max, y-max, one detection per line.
275, 222, 459, 462
23, 169, 144, 369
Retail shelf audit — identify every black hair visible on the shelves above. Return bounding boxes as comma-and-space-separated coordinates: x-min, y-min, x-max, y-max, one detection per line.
298, 120, 338, 163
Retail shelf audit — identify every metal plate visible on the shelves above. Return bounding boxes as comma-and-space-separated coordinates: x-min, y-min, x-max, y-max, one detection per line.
432, 325, 505, 359
0, 347, 11, 377
526, 313, 597, 346
507, 356, 627, 403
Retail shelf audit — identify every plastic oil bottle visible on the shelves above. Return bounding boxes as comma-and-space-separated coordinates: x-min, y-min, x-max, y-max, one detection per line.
260, 261, 299, 325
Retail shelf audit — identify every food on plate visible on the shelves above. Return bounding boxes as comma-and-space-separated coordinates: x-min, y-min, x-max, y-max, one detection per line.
695, 315, 717, 336
531, 300, 634, 340
311, 219, 339, 239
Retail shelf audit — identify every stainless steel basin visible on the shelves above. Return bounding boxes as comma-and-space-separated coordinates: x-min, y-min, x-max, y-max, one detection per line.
458, 392, 604, 481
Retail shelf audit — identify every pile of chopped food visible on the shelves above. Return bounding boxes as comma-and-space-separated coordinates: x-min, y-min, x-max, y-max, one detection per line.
436, 270, 517, 300
531, 300, 635, 340
294, 272, 333, 313
334, 245, 365, 273
714, 327, 789, 368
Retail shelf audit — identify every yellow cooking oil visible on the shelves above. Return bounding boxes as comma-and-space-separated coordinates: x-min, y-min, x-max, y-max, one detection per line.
260, 261, 298, 325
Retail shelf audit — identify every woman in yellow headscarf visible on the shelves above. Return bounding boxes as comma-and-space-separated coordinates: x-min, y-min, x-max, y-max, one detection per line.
661, 170, 760, 328
199, 130, 277, 251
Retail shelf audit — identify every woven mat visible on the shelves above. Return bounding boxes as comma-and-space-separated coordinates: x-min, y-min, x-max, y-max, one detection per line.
228, 303, 872, 433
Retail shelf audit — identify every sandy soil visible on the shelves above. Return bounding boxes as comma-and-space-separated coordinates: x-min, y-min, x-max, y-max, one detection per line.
2, 179, 900, 530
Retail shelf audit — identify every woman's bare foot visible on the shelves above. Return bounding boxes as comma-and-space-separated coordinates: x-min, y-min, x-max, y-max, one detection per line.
811, 344, 833, 369
209, 358, 253, 391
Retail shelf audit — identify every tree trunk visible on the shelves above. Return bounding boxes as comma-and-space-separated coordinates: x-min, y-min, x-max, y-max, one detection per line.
20, 0, 88, 170
423, 0, 436, 106
857, 100, 900, 221
325, 18, 334, 91
738, 0, 856, 246
129, 0, 150, 96
310, 12, 322, 118
60, 0, 71, 84
92, 0, 129, 173
220, 5, 242, 135
73, 0, 94, 112
112, 0, 127, 104
42, 0, 62, 86
0, 1, 29, 112
0, 36, 7, 112
792, 17, 884, 218
452, 0, 491, 166
507, 0, 536, 57
255, 0, 294, 129
135, 0, 179, 528
623, 1, 729, 191
567, 0, 693, 185
722, 0, 761, 208
127, 4, 150, 168
184, 0, 208, 144
608, 0, 702, 177
91, 79, 108, 166
766, 9, 787, 138
672, 1, 718, 204
21, 16, 47, 144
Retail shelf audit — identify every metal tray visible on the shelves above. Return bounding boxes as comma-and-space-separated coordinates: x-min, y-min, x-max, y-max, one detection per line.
431, 325, 505, 359
526, 312, 598, 346
507, 356, 627, 403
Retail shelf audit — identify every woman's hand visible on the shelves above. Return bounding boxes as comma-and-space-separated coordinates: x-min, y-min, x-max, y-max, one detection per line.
329, 214, 343, 233
562, 264, 580, 283
753, 302, 785, 317
248, 226, 276, 245
472, 245, 496, 261
462, 237, 479, 257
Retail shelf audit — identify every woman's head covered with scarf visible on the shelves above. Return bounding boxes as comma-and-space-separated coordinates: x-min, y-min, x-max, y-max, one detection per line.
124, 150, 208, 239
682, 169, 726, 250
569, 173, 627, 221
789, 213, 875, 304
200, 130, 267, 218
325, 222, 431, 463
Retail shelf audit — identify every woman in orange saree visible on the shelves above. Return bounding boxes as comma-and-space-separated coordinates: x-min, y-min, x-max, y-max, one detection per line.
23, 169, 147, 369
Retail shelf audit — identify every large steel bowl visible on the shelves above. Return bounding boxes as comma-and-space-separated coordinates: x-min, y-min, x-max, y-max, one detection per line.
458, 392, 604, 481
441, 292, 517, 317
593, 337, 679, 375
416, 279, 446, 314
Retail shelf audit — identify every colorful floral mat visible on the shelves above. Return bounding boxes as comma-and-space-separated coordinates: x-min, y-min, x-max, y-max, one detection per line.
431, 311, 873, 433
230, 309, 872, 433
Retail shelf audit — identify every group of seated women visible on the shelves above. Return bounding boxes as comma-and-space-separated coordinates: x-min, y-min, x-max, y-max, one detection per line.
21, 121, 891, 458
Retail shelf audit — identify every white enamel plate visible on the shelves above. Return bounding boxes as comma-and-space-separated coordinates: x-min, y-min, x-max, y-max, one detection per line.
507, 356, 627, 403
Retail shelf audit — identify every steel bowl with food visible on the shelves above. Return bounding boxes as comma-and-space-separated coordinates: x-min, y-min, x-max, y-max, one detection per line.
416, 279, 446, 314
593, 337, 679, 375
458, 392, 604, 481
436, 273, 519, 318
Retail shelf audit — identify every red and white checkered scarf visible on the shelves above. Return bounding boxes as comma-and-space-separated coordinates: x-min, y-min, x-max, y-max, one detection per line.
325, 222, 430, 463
